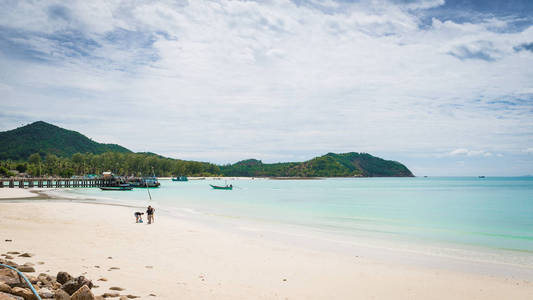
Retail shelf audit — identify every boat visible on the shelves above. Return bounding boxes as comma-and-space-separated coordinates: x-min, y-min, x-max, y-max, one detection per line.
210, 184, 233, 190
100, 184, 133, 191
128, 177, 161, 188
172, 176, 188, 182
478, 176, 486, 178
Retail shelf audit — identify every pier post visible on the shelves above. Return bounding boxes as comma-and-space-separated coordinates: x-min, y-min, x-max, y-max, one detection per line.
9, 180, 14, 188
29, 180, 34, 188
18, 180, 24, 188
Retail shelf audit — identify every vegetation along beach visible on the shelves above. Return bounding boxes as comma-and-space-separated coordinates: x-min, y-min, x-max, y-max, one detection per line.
1, 1, 533, 299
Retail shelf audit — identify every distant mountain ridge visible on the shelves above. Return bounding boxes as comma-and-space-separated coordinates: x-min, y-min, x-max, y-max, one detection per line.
0, 121, 413, 177
0, 121, 131, 160
220, 152, 414, 177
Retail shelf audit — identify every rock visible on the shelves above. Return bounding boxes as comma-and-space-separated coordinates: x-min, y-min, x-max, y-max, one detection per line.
7, 252, 20, 255
70, 286, 95, 300
0, 291, 24, 300
22, 263, 34, 267
11, 287, 37, 300
53, 289, 70, 300
0, 269, 21, 287
4, 261, 18, 268
108, 288, 123, 291
0, 283, 11, 293
37, 274, 54, 287
38, 287, 54, 299
17, 267, 35, 273
108, 267, 119, 270
61, 277, 93, 296
101, 292, 119, 298
96, 279, 107, 282
18, 253, 33, 258
4, 256, 13, 260
56, 272, 72, 285
148, 294, 156, 297
37, 262, 45, 265
25, 276, 38, 284
125, 296, 139, 299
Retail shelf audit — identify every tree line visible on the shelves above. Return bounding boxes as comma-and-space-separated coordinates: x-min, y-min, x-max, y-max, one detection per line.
0, 152, 221, 177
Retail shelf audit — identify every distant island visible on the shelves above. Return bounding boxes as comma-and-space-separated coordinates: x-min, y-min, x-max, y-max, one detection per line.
0, 121, 413, 178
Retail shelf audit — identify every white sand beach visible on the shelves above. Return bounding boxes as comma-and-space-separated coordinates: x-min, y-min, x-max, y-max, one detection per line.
0, 193, 532, 300
0, 188, 39, 199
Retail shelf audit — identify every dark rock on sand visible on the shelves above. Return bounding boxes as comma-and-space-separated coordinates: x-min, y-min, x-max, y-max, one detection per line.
101, 292, 119, 297
0, 269, 21, 287
18, 254, 33, 258
0, 283, 11, 294
70, 285, 95, 300
6, 252, 20, 255
10, 287, 37, 300
0, 291, 24, 300
56, 272, 72, 285
16, 267, 35, 273
108, 287, 123, 291
96, 279, 107, 282
54, 289, 70, 300
125, 296, 139, 299
61, 277, 93, 295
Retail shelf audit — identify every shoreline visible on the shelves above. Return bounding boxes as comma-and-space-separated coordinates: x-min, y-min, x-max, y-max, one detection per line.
3, 188, 533, 279
1, 190, 533, 299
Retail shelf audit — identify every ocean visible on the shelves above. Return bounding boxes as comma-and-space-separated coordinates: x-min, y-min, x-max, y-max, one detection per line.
59, 176, 533, 270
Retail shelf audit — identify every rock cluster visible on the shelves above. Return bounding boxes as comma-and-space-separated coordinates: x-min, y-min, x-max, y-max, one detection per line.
0, 255, 139, 300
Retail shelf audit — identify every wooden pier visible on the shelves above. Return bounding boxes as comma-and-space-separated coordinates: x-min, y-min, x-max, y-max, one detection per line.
0, 178, 113, 188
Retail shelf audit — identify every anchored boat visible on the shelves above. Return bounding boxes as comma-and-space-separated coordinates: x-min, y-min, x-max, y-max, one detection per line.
172, 176, 188, 182
100, 184, 133, 191
128, 177, 161, 188
210, 184, 233, 190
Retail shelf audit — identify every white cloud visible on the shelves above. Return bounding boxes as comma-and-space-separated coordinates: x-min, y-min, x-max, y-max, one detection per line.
448, 149, 494, 157
0, 0, 532, 174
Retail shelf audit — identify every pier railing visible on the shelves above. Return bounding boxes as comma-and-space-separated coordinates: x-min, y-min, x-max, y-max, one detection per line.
0, 178, 114, 188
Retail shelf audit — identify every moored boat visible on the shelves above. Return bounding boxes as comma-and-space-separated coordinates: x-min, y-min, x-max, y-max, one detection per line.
172, 176, 188, 182
210, 184, 233, 190
128, 177, 161, 188
100, 184, 133, 191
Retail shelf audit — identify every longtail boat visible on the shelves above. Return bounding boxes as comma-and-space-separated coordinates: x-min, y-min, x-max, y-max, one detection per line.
172, 176, 188, 182
100, 185, 133, 191
210, 184, 233, 190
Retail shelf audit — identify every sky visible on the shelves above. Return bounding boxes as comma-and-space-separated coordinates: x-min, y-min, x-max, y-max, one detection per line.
0, 0, 532, 176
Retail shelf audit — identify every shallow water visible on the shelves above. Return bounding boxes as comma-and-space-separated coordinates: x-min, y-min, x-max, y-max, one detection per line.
62, 177, 533, 266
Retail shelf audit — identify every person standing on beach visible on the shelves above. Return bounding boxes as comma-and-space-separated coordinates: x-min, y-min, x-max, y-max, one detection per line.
147, 205, 155, 224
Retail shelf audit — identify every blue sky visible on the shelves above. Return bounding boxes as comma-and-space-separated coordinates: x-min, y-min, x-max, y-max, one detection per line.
0, 0, 532, 176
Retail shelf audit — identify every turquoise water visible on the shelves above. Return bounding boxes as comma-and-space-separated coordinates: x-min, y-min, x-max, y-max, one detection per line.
65, 177, 533, 255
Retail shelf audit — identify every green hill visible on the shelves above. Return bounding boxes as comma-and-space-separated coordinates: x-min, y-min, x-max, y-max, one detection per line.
220, 152, 414, 177
0, 121, 131, 160
0, 121, 413, 177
